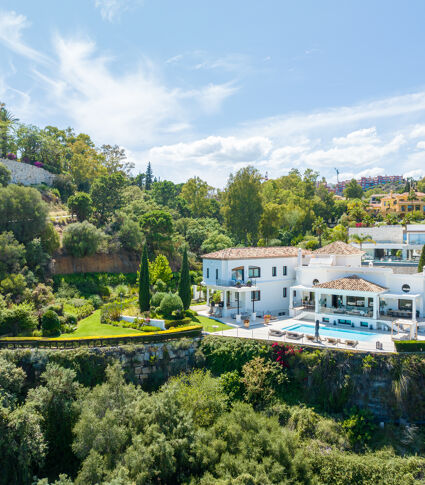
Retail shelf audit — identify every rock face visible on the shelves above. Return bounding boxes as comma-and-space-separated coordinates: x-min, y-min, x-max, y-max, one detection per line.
53, 251, 141, 274
0, 159, 56, 186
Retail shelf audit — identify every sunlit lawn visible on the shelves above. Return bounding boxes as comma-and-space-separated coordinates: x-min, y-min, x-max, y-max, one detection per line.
192, 314, 232, 333
58, 310, 144, 339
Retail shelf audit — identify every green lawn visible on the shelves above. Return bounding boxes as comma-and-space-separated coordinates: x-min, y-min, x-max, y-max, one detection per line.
59, 310, 144, 339
192, 314, 232, 333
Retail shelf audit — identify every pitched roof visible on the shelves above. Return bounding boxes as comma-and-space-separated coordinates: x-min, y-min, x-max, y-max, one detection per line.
202, 247, 311, 260
314, 275, 387, 293
313, 241, 363, 255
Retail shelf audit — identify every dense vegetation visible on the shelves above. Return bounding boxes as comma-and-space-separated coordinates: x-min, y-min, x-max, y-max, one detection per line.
2, 338, 425, 484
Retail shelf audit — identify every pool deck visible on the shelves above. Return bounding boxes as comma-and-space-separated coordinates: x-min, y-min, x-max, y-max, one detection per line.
197, 308, 425, 353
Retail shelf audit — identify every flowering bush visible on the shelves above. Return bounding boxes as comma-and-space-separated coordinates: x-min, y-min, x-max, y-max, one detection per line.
272, 342, 302, 368
22, 156, 30, 164
6, 153, 16, 160
34, 161, 44, 168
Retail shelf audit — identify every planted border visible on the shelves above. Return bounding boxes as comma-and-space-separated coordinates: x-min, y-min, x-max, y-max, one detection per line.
0, 325, 202, 348
394, 340, 425, 352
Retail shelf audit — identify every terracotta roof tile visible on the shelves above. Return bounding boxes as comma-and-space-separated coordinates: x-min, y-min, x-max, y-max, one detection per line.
202, 246, 311, 260
313, 241, 363, 255
314, 275, 387, 293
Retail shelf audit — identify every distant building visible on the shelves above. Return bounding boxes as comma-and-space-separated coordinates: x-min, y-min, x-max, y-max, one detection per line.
333, 175, 404, 195
380, 191, 425, 215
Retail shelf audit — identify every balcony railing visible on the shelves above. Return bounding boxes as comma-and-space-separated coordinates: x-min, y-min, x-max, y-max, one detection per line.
214, 279, 257, 288
319, 306, 373, 318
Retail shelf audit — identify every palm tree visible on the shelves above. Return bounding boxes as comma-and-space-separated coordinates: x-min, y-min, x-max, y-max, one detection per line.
312, 216, 327, 248
349, 233, 375, 251
0, 103, 18, 158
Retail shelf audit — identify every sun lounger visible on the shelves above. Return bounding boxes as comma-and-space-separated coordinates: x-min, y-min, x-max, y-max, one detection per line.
326, 337, 338, 345
345, 339, 358, 348
287, 332, 303, 340
306, 334, 316, 342
269, 328, 284, 337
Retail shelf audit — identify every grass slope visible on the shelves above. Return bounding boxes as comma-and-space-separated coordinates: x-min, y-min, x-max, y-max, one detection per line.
192, 315, 232, 333
59, 310, 144, 339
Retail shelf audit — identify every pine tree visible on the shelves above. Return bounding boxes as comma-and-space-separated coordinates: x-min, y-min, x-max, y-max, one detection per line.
178, 247, 191, 310
418, 245, 425, 273
145, 162, 153, 190
139, 245, 150, 311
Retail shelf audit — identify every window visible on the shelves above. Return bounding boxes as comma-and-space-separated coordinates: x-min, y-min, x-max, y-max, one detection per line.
283, 287, 287, 298
401, 206, 406, 212
313, 279, 319, 285
248, 266, 261, 278
416, 206, 420, 211
231, 266, 244, 281
206, 268, 209, 278
399, 299, 412, 310
251, 290, 261, 301
360, 321, 369, 327
272, 266, 277, 277
402, 284, 410, 293
215, 269, 218, 280
283, 266, 287, 276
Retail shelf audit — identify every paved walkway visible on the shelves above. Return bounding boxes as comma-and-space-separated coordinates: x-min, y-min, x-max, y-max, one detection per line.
197, 309, 425, 353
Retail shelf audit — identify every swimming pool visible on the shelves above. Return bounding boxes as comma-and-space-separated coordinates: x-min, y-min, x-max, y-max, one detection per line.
284, 323, 376, 341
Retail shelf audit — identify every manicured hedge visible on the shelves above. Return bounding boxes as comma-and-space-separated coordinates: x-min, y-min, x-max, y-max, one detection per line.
394, 340, 425, 352
164, 317, 192, 329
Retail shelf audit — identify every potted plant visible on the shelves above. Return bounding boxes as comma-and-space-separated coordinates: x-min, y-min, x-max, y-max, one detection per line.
244, 318, 250, 328
235, 281, 242, 288
264, 314, 271, 324
246, 280, 252, 287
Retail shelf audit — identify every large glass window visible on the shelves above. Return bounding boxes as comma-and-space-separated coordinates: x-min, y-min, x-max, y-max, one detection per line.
248, 266, 261, 278
399, 299, 412, 310
251, 290, 261, 301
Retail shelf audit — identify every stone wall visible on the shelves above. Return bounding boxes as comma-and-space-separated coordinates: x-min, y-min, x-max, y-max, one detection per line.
53, 251, 140, 274
0, 159, 56, 186
1, 338, 201, 390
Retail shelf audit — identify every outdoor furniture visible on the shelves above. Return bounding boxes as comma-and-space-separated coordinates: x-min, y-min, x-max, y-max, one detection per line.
345, 339, 358, 348
287, 332, 303, 340
326, 337, 338, 345
306, 334, 319, 342
376, 341, 383, 350
269, 328, 284, 337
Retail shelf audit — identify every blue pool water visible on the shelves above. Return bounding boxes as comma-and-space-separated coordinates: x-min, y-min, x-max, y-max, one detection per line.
284, 324, 376, 341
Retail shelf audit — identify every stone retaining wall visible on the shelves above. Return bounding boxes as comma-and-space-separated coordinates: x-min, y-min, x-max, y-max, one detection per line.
0, 159, 56, 186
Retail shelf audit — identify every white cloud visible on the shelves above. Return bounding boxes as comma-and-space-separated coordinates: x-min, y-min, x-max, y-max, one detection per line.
0, 11, 49, 63
196, 82, 239, 114
404, 169, 425, 179
332, 127, 379, 146
417, 141, 425, 149
94, 0, 143, 22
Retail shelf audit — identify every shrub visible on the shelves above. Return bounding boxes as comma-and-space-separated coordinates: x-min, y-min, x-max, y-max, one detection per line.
164, 317, 191, 329
160, 293, 183, 318
0, 303, 37, 336
67, 192, 93, 221
0, 162, 11, 187
342, 407, 376, 450
185, 308, 198, 318
32, 329, 43, 337
394, 340, 425, 352
140, 325, 161, 332
42, 310, 61, 337
88, 294, 103, 309
151, 291, 167, 307
64, 313, 78, 325
62, 221, 105, 257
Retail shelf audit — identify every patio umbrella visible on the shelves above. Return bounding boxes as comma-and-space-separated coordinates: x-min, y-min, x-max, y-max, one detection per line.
315, 320, 320, 341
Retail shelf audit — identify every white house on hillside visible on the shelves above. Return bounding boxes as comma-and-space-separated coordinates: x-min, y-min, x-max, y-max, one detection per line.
202, 241, 425, 336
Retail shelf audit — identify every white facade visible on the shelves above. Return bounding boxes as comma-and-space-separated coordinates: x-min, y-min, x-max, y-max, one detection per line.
202, 243, 425, 334
349, 224, 425, 262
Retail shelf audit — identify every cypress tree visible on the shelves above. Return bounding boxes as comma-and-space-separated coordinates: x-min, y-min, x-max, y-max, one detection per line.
178, 247, 191, 310
418, 245, 425, 273
145, 162, 153, 190
139, 245, 150, 311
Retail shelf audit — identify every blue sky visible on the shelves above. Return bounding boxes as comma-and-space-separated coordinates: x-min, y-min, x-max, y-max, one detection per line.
2, 1, 425, 186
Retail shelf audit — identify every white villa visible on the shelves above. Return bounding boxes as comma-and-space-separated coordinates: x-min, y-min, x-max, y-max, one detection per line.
202, 241, 425, 339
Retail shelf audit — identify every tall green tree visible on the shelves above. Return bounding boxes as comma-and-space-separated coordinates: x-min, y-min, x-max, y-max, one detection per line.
67, 192, 93, 221
344, 179, 364, 199
145, 162, 153, 190
90, 173, 126, 222
418, 245, 425, 273
178, 247, 191, 310
139, 245, 150, 312
0, 103, 18, 157
221, 166, 263, 244
312, 216, 327, 248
